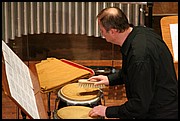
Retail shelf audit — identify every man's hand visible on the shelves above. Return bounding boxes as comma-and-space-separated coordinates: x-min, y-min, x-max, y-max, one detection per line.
88, 75, 109, 86
89, 105, 107, 117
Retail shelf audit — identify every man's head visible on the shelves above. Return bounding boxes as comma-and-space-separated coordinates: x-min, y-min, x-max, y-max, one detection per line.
97, 7, 130, 33
97, 7, 130, 45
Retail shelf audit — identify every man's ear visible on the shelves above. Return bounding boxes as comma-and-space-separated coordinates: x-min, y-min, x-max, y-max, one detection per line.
110, 29, 117, 35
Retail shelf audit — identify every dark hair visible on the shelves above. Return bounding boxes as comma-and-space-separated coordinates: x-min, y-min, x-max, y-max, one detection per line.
97, 7, 130, 33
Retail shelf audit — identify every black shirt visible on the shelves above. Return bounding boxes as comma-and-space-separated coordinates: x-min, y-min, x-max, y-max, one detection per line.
106, 26, 178, 119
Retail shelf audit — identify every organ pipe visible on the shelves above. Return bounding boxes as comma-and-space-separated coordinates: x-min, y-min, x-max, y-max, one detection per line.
10, 2, 15, 40
43, 2, 47, 33
23, 2, 28, 35
55, 2, 60, 34
49, 2, 53, 33
2, 2, 146, 43
36, 2, 41, 34
4, 2, 9, 43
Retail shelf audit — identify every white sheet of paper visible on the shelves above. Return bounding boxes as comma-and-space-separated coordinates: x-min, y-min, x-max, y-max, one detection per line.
169, 23, 178, 62
2, 40, 40, 119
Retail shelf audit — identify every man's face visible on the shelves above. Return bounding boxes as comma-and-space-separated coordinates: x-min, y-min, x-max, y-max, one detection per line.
98, 20, 113, 43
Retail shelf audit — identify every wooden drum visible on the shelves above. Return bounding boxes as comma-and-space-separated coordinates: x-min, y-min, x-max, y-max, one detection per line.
57, 83, 103, 109
54, 106, 96, 119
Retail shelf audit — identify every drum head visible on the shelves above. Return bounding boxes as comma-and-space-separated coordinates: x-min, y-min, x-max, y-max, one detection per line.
60, 83, 100, 101
57, 106, 95, 119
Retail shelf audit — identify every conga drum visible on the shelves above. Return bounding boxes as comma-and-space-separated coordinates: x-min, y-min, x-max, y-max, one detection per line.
54, 106, 97, 119
57, 83, 103, 109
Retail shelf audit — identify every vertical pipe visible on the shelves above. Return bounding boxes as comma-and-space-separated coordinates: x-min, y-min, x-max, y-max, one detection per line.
87, 2, 92, 36
102, 2, 106, 9
94, 2, 100, 37
101, 2, 106, 38
17, 2, 22, 37
110, 2, 114, 7
10, 2, 15, 39
55, 2, 60, 34
2, 2, 5, 42
147, 2, 153, 28
29, 2, 34, 34
61, 2, 66, 34
49, 2, 53, 33
43, 2, 47, 33
23, 2, 28, 35
119, 3, 122, 9
68, 2, 72, 34
74, 2, 78, 34
80, 2, 85, 35
134, 4, 139, 26
126, 3, 131, 24
36, 2, 41, 34
4, 2, 9, 43
139, 4, 145, 26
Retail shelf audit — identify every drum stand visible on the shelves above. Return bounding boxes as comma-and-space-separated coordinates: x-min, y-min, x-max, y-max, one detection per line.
47, 92, 51, 119
21, 110, 27, 119
99, 89, 106, 119
17, 107, 27, 119
52, 93, 60, 119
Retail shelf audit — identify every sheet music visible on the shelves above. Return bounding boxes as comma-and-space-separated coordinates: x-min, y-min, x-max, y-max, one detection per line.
169, 23, 178, 62
2, 40, 40, 119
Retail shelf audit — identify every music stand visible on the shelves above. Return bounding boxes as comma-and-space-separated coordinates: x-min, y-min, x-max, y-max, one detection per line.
2, 40, 47, 119
160, 15, 178, 79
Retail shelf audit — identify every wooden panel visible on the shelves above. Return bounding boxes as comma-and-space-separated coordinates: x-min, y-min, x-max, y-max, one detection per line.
145, 2, 178, 15
153, 2, 178, 15
160, 16, 178, 61
18, 34, 122, 61
160, 15, 178, 79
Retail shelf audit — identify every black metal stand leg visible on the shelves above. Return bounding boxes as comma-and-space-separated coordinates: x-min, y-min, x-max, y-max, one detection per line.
53, 95, 60, 119
147, 2, 154, 28
102, 93, 105, 106
17, 106, 19, 119
47, 92, 51, 119
54, 95, 60, 110
21, 110, 26, 119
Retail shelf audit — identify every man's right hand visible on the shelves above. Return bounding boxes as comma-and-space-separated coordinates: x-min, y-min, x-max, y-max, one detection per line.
88, 75, 109, 86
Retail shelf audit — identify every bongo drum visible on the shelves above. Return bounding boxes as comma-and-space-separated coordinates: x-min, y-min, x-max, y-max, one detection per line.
57, 83, 103, 109
54, 106, 96, 119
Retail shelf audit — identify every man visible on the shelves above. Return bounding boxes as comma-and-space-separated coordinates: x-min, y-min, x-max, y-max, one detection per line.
88, 7, 178, 119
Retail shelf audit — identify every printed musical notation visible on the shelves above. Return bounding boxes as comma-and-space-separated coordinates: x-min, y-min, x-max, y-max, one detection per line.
169, 23, 178, 62
2, 40, 40, 119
